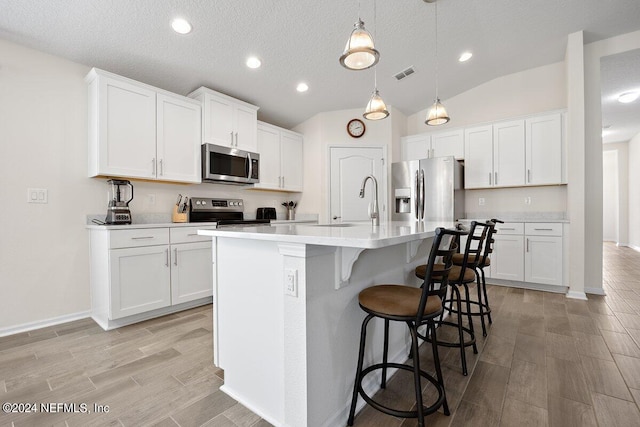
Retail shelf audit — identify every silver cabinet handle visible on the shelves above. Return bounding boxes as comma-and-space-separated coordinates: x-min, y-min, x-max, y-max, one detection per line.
527, 169, 531, 183
159, 159, 164, 176
279, 176, 282, 187
187, 233, 198, 236
235, 132, 238, 146
501, 228, 516, 230
282, 176, 285, 188
230, 131, 234, 146
174, 248, 178, 266
152, 158, 156, 175
131, 236, 155, 240
489, 172, 492, 186
165, 249, 169, 267
495, 171, 498, 185
534, 228, 553, 231
526, 238, 529, 252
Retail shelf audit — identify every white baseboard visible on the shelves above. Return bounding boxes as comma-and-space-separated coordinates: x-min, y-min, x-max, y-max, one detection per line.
616, 242, 629, 247
566, 290, 588, 300
585, 287, 607, 296
628, 244, 640, 253
0, 310, 90, 338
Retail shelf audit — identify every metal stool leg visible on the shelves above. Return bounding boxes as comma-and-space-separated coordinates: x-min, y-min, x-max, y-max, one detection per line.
481, 268, 492, 324
452, 286, 469, 376
348, 314, 373, 426
429, 320, 450, 416
476, 269, 487, 337
381, 319, 389, 388
408, 323, 425, 427
462, 283, 478, 354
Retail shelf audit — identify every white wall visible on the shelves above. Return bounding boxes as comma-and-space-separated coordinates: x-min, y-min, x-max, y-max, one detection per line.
602, 150, 619, 242
629, 132, 640, 250
293, 106, 406, 223
581, 29, 640, 293
0, 39, 298, 332
602, 142, 629, 245
407, 62, 567, 134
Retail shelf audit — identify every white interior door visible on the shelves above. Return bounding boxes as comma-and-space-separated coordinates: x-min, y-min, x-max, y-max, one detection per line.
329, 147, 385, 223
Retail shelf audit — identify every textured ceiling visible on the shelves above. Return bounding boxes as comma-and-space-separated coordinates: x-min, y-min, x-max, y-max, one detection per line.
1, 0, 640, 129
601, 49, 640, 144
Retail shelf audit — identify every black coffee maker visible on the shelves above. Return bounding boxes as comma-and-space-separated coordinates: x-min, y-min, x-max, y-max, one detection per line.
105, 179, 133, 224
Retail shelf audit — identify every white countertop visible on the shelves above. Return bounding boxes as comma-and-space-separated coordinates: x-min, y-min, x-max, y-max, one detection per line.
86, 221, 218, 230
197, 220, 456, 249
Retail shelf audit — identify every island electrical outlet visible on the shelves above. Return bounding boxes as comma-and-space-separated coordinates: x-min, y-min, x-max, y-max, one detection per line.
285, 268, 298, 297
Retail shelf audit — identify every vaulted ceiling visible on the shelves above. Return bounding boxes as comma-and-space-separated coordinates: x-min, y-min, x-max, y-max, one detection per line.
1, 0, 640, 129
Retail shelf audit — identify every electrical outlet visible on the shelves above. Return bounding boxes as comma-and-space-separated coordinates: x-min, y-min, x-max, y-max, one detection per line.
524, 197, 531, 205
478, 197, 485, 206
27, 188, 48, 204
148, 194, 156, 205
284, 268, 298, 297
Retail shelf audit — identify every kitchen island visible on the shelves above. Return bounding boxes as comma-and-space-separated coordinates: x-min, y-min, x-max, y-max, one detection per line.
198, 220, 455, 427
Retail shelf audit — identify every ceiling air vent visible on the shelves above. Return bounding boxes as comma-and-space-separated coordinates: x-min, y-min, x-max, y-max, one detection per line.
394, 66, 416, 81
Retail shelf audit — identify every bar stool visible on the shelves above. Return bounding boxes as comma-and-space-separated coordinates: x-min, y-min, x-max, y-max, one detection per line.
347, 227, 463, 427
451, 219, 502, 336
415, 221, 490, 376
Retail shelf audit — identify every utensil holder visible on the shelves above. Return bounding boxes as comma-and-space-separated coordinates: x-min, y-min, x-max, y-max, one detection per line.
172, 205, 188, 223
286, 207, 296, 221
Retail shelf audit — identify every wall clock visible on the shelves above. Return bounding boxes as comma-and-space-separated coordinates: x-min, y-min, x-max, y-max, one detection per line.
347, 118, 366, 138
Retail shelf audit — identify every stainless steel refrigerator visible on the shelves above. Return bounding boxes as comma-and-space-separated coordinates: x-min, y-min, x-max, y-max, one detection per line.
391, 156, 465, 222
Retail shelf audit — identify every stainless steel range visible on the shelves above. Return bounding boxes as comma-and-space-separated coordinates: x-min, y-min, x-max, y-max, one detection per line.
189, 198, 271, 227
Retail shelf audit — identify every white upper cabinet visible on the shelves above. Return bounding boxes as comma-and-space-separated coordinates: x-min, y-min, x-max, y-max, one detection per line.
189, 87, 259, 152
86, 68, 201, 183
401, 130, 464, 161
493, 119, 525, 187
525, 113, 562, 185
462, 111, 564, 189
464, 125, 493, 189
280, 130, 304, 192
431, 129, 464, 159
401, 134, 430, 161
254, 122, 303, 192
156, 94, 202, 183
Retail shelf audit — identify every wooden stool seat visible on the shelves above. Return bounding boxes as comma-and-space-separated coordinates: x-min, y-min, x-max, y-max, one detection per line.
359, 285, 443, 318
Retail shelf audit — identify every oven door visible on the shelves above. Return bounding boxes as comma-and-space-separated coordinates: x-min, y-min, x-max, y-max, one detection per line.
202, 144, 259, 184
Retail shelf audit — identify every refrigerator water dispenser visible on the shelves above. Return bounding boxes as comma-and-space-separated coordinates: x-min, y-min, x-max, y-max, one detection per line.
395, 188, 411, 214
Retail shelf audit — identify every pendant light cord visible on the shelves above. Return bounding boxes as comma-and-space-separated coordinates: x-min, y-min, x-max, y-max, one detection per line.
373, 0, 377, 89
435, 0, 439, 100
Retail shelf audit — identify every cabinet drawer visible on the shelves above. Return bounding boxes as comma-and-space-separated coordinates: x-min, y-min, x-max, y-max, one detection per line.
495, 222, 524, 235
109, 228, 169, 249
170, 226, 217, 244
525, 223, 562, 236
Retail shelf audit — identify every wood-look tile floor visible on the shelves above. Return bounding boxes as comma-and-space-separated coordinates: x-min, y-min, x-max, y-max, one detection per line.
351, 242, 640, 426
2, 242, 640, 427
0, 305, 272, 427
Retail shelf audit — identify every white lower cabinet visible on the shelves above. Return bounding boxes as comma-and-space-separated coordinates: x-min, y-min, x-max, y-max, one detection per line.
90, 225, 214, 330
170, 241, 213, 305
486, 222, 563, 288
524, 223, 563, 286
110, 245, 172, 319
491, 234, 525, 281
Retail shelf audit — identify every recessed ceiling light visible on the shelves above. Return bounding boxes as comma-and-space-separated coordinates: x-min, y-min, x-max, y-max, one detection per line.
618, 91, 639, 103
246, 57, 262, 69
171, 18, 192, 34
458, 52, 473, 62
296, 83, 309, 93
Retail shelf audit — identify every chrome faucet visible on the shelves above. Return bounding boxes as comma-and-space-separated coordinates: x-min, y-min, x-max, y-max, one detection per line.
359, 175, 380, 226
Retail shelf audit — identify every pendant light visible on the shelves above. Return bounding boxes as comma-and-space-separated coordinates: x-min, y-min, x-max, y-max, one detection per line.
425, 0, 450, 126
363, 0, 388, 120
340, 0, 380, 70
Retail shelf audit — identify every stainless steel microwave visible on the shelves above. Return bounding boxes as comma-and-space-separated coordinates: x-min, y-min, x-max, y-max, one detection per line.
201, 143, 260, 185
